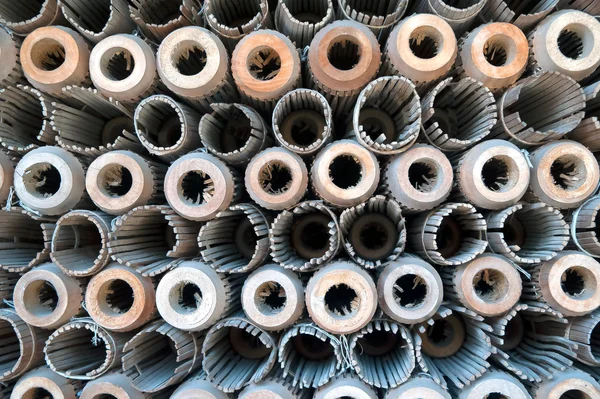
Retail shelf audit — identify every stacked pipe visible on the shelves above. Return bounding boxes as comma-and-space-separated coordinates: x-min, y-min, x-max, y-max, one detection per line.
3, 2, 600, 399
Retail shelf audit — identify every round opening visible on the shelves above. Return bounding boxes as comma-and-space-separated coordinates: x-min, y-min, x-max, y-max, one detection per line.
485, 394, 509, 399
357, 328, 403, 356
68, 0, 112, 32
23, 280, 59, 316
91, 395, 118, 399
409, 30, 439, 59
349, 213, 398, 261
561, 267, 597, 299
498, 313, 525, 351
359, 108, 397, 144
435, 216, 463, 258
254, 281, 287, 315
324, 283, 358, 317
30, 38, 65, 71
101, 117, 135, 146
394, 274, 428, 308
258, 161, 293, 195
46, 328, 106, 375
481, 156, 517, 192
291, 214, 331, 259
247, 46, 281, 81
101, 48, 136, 81
98, 164, 133, 198
424, 316, 465, 356
129, 332, 178, 388
228, 327, 272, 359
559, 390, 592, 399
100, 279, 134, 316
327, 37, 361, 70
174, 43, 206, 76
210, 0, 261, 28
137, 101, 183, 149
558, 29, 584, 60
171, 281, 202, 314
501, 214, 525, 248
23, 163, 61, 198
282, 111, 325, 147
291, 333, 334, 361
329, 155, 362, 189
180, 171, 214, 206
483, 37, 509, 67
137, 0, 181, 24
360, 222, 389, 251
409, 161, 438, 192
473, 269, 509, 303
442, 0, 482, 9
234, 217, 259, 260
286, 0, 327, 23
550, 155, 587, 191
22, 388, 54, 399
218, 112, 252, 153
53, 217, 103, 272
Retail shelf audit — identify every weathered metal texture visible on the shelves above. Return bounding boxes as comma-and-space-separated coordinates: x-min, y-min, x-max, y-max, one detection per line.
412, 0, 487, 35
129, 0, 203, 43
313, 374, 378, 399
456, 370, 530, 399
567, 82, 600, 151
0, 27, 23, 88
541, 310, 600, 366
170, 370, 229, 399
570, 195, 600, 257
9, 366, 83, 399
531, 368, 600, 398
0, 0, 66, 34
275, 0, 334, 48
384, 375, 450, 399
482, 0, 559, 32
79, 371, 148, 399
337, 0, 408, 42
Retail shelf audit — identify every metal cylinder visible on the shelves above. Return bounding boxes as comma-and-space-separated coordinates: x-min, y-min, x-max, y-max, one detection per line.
200, 103, 272, 165
0, 27, 23, 88
0, 150, 14, 204
421, 77, 497, 152
10, 366, 82, 399
527, 140, 599, 209
453, 139, 531, 209
275, 0, 334, 48
85, 264, 156, 332
378, 255, 443, 325
134, 95, 202, 161
412, 0, 487, 35
170, 370, 228, 399
79, 371, 146, 399
60, 0, 136, 43
202, 316, 277, 393
245, 147, 308, 210
107, 205, 201, 277
314, 375, 378, 399
232, 29, 301, 114
337, 0, 408, 41
270, 200, 341, 272
457, 370, 530, 399
44, 318, 131, 380
0, 0, 65, 34
382, 144, 453, 213
86, 150, 165, 215
407, 202, 487, 266
121, 320, 203, 392
307, 20, 381, 117
531, 368, 600, 398
306, 261, 377, 334
542, 310, 600, 366
164, 152, 242, 221
482, 0, 559, 32
239, 376, 309, 399
13, 262, 83, 329
20, 26, 90, 95
487, 202, 569, 264
457, 22, 529, 92
382, 13, 456, 87
129, 0, 203, 43
568, 81, 600, 151
385, 376, 450, 399
272, 89, 333, 157
157, 260, 241, 331
570, 195, 600, 257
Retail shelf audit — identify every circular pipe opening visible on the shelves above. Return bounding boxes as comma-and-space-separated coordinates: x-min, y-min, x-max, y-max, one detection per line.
481, 156, 517, 192
128, 332, 178, 388
408, 161, 438, 193
327, 37, 361, 70
30, 38, 65, 71
324, 283, 358, 317
137, 101, 183, 149
99, 279, 135, 316
101, 48, 136, 81
258, 161, 293, 195
22, 388, 54, 399
291, 333, 334, 360
174, 42, 207, 76
228, 327, 272, 359
483, 38, 509, 67
435, 217, 465, 259
46, 327, 107, 376
550, 155, 587, 191
423, 316, 465, 357
561, 267, 597, 299
53, 217, 103, 273
254, 281, 287, 315
473, 269, 509, 303
209, 0, 262, 29
394, 274, 428, 308
558, 29, 584, 60
409, 30, 439, 60
212, 110, 253, 154
329, 155, 362, 189
23, 163, 61, 198
290, 214, 331, 259
98, 164, 133, 198
559, 390, 592, 399
179, 171, 214, 206
169, 281, 202, 314
247, 46, 281, 81
285, 0, 328, 22
23, 280, 59, 317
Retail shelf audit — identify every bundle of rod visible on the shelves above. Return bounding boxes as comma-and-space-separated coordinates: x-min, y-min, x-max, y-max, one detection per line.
231, 30, 301, 114
0, 27, 23, 88
452, 140, 530, 210
238, 375, 311, 399
170, 370, 229, 399
482, 0, 559, 31
457, 22, 529, 92
568, 82, 600, 151
241, 264, 304, 331
157, 260, 242, 331
487, 202, 570, 264
14, 146, 89, 215
411, 0, 487, 35
454, 369, 530, 399
277, 322, 343, 388
350, 76, 420, 155
60, 0, 136, 44
529, 10, 600, 81
128, 0, 203, 43
272, 89, 333, 157
274, 0, 334, 49
269, 200, 341, 272
559, 0, 600, 14
349, 319, 415, 389
0, 269, 18, 302
415, 304, 496, 390
20, 26, 90, 95
80, 371, 147, 399
531, 367, 600, 398
339, 195, 405, 269
421, 78, 497, 152
0, 84, 57, 154
0, 309, 48, 382
13, 262, 83, 329
85, 264, 157, 332
527, 140, 599, 209
86, 151, 166, 215
441, 253, 522, 317
307, 20, 381, 117
50, 210, 113, 277
200, 103, 272, 165
570, 196, 600, 257
377, 255, 444, 325
158, 27, 239, 113
202, 315, 277, 393
134, 95, 202, 161
44, 318, 131, 380
0, 150, 15, 204
311, 139, 380, 207
0, 0, 65, 34
164, 151, 243, 221
89, 34, 164, 104
306, 261, 377, 334
522, 251, 600, 317
381, 13, 456, 89
337, 0, 408, 41
385, 375, 450, 399
198, 203, 270, 273
407, 202, 488, 266
107, 205, 201, 277
121, 320, 203, 392
313, 374, 377, 399
0, 208, 52, 274
381, 144, 453, 213
485, 304, 579, 383
9, 366, 83, 399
